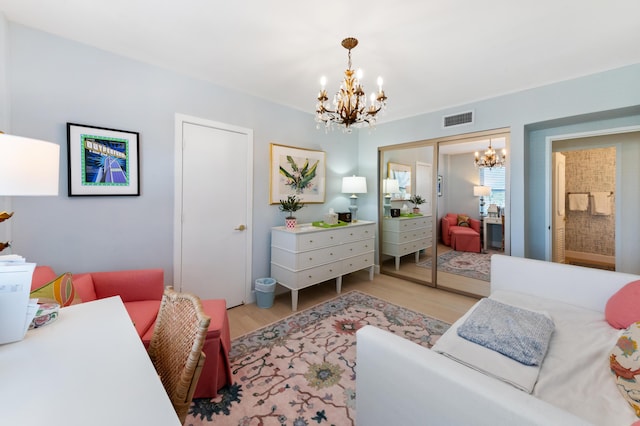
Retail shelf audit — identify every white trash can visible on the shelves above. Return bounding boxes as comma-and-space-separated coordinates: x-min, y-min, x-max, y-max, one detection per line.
255, 278, 276, 308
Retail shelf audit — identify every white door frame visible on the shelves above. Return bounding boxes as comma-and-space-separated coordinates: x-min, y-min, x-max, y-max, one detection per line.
173, 113, 253, 302
544, 124, 640, 261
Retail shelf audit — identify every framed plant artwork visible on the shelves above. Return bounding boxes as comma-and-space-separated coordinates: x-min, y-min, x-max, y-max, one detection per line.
67, 123, 140, 196
270, 143, 326, 204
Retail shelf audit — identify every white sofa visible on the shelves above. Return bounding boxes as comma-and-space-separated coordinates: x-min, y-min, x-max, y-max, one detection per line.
356, 254, 639, 426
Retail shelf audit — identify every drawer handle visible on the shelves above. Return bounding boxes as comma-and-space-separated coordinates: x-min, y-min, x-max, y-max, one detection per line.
329, 269, 333, 272
330, 236, 334, 239
309, 257, 313, 261
308, 275, 313, 278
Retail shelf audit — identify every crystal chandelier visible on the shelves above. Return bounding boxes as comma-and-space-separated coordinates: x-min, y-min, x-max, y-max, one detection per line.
474, 139, 506, 168
315, 37, 387, 133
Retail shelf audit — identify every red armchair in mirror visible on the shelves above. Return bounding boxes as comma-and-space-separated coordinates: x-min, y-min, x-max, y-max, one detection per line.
441, 213, 481, 253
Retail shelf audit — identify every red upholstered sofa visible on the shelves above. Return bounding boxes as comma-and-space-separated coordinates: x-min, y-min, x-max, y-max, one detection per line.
31, 266, 231, 398
441, 213, 481, 253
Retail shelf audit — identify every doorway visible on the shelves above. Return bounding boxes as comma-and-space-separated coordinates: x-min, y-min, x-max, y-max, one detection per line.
174, 114, 253, 307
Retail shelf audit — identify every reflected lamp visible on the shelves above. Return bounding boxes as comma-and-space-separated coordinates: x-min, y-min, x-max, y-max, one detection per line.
382, 178, 400, 218
473, 185, 491, 216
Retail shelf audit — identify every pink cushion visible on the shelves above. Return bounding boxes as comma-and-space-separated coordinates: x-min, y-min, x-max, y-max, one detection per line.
606, 280, 640, 329
92, 269, 164, 302
31, 266, 57, 291
72, 274, 97, 302
124, 300, 161, 338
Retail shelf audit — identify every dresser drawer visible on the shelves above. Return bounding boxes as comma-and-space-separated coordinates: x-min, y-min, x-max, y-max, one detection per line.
272, 228, 341, 251
341, 240, 375, 258
341, 224, 375, 243
271, 261, 342, 290
271, 246, 340, 270
342, 252, 374, 274
383, 216, 429, 232
382, 238, 429, 257
383, 227, 429, 244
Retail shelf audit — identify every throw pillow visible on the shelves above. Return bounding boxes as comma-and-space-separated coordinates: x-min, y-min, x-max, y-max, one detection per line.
457, 214, 470, 227
30, 272, 79, 307
606, 280, 640, 329
610, 321, 640, 418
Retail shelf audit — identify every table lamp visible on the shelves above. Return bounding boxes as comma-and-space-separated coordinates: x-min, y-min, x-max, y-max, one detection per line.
473, 185, 491, 217
0, 132, 60, 251
0, 132, 59, 344
342, 175, 367, 222
383, 178, 400, 218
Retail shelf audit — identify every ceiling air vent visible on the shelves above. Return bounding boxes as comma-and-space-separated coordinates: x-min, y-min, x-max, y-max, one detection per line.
442, 110, 474, 128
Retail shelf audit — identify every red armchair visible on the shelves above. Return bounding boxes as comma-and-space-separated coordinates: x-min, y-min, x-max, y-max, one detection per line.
441, 213, 481, 253
31, 266, 231, 398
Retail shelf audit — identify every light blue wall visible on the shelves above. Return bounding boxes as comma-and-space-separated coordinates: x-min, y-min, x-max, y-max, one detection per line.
4, 23, 358, 283
4, 18, 640, 280
359, 64, 640, 259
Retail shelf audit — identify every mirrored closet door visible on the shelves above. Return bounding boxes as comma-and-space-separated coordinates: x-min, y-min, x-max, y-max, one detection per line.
378, 128, 510, 297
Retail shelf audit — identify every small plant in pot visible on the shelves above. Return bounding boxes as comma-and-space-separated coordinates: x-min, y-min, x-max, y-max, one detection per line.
279, 194, 305, 229
409, 195, 426, 213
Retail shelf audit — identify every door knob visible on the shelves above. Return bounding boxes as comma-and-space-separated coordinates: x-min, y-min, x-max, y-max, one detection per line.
234, 224, 246, 231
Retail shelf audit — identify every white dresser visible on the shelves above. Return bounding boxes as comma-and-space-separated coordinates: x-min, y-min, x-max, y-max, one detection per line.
271, 220, 375, 311
382, 215, 432, 270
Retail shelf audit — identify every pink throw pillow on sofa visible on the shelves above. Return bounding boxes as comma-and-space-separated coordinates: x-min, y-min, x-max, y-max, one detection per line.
606, 280, 640, 329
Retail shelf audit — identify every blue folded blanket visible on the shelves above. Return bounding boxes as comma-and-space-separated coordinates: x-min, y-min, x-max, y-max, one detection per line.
457, 298, 555, 366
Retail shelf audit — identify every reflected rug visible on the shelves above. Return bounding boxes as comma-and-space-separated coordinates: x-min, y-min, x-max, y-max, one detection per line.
417, 250, 500, 282
186, 290, 450, 426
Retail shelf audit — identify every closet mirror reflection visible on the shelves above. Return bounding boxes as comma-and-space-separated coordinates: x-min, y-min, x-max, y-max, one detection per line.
380, 144, 436, 285
379, 129, 510, 297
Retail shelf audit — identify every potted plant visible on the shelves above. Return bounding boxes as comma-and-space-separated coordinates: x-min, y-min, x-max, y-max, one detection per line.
409, 195, 426, 213
279, 194, 305, 229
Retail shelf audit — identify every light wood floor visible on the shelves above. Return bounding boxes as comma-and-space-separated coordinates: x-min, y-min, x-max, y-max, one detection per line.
227, 269, 479, 339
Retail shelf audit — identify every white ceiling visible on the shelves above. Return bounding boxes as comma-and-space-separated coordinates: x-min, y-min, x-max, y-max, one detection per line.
1, 1, 640, 124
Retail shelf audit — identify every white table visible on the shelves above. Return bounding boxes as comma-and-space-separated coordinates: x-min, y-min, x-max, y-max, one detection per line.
0, 296, 181, 426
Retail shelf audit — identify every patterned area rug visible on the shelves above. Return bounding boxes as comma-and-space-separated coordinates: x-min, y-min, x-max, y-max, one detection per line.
417, 250, 499, 281
186, 290, 450, 426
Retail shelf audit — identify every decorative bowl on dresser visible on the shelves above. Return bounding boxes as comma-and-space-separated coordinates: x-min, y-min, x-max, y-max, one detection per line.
270, 220, 375, 310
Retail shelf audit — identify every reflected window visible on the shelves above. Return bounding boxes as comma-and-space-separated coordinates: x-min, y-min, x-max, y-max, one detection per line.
479, 167, 505, 214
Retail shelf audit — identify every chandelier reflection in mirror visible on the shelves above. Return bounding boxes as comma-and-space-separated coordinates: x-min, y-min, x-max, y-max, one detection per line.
315, 37, 387, 133
474, 139, 506, 169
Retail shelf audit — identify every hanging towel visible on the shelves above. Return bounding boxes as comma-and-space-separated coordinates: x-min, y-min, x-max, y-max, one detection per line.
568, 193, 588, 211
591, 192, 611, 215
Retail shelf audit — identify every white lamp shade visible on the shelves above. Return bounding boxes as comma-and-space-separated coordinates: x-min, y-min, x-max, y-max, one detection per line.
342, 175, 367, 194
473, 185, 491, 197
0, 133, 60, 196
383, 178, 400, 194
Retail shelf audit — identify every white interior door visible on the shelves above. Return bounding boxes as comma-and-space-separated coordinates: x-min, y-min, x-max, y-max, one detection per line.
174, 115, 253, 307
415, 161, 432, 213
552, 152, 566, 263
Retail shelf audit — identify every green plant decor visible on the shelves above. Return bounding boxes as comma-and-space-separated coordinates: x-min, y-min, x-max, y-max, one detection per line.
279, 195, 305, 219
409, 195, 426, 207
